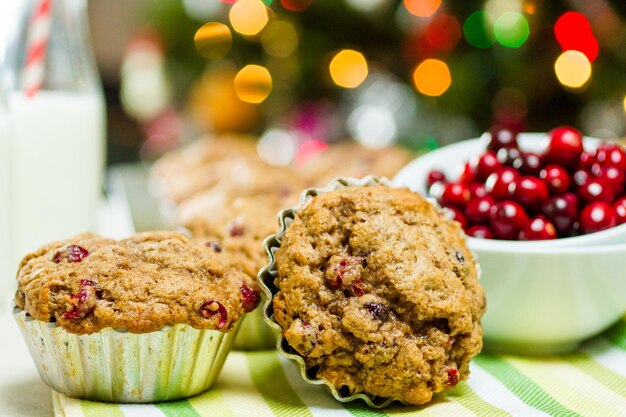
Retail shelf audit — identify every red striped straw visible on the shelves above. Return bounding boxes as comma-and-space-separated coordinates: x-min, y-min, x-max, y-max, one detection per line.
22, 0, 53, 98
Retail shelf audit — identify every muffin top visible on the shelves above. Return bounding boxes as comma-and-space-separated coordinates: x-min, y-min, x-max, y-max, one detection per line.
300, 143, 414, 187
15, 231, 260, 334
272, 186, 485, 405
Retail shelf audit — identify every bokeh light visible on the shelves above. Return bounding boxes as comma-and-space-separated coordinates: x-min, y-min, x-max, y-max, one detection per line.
329, 49, 368, 89
234, 65, 273, 103
494, 12, 529, 48
261, 20, 299, 58
623, 95, 626, 115
412, 59, 451, 97
425, 14, 462, 51
294, 139, 328, 167
554, 50, 592, 89
280, 0, 314, 12
348, 105, 397, 149
257, 128, 296, 165
463, 11, 495, 48
345, 0, 387, 13
229, 0, 269, 36
194, 22, 232, 59
403, 0, 441, 18
554, 12, 599, 62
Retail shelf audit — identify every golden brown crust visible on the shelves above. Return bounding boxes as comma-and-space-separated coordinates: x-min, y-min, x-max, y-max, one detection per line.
272, 186, 485, 405
15, 231, 259, 334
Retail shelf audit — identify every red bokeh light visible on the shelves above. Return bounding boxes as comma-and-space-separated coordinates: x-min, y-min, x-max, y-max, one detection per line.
554, 12, 599, 62
281, 0, 314, 12
425, 14, 462, 51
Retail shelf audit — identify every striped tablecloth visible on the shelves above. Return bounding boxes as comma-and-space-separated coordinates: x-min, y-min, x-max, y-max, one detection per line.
53, 317, 626, 417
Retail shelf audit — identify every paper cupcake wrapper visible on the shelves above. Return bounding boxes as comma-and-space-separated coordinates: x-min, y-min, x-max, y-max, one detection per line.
14, 307, 239, 403
232, 298, 276, 351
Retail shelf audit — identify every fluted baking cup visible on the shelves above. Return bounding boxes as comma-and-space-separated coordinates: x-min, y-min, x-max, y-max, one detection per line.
14, 307, 239, 403
258, 176, 481, 408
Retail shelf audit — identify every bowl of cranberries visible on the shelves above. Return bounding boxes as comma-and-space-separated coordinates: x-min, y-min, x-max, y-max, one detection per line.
394, 127, 626, 354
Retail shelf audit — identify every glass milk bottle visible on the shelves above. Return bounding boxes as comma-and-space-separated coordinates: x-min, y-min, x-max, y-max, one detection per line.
0, 84, 13, 302
3, 0, 105, 282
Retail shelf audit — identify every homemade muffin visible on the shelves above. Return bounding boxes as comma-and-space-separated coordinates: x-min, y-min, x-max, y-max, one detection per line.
300, 143, 413, 186
271, 185, 485, 405
15, 231, 260, 334
14, 231, 261, 402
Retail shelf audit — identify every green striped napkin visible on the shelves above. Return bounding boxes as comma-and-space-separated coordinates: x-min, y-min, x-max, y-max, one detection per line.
53, 317, 626, 417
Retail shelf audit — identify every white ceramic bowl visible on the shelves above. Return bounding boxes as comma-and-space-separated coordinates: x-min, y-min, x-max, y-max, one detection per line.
394, 134, 626, 354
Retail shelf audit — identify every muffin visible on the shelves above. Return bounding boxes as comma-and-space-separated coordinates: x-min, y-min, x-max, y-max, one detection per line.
13, 231, 260, 402
300, 142, 414, 187
260, 177, 485, 407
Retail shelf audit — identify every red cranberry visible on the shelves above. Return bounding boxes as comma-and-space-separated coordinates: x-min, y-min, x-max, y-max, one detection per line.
593, 165, 625, 195
466, 225, 494, 239
444, 205, 467, 229
64, 279, 99, 319
458, 162, 476, 184
485, 167, 519, 201
489, 200, 529, 240
497, 147, 522, 166
426, 169, 447, 188
440, 183, 471, 208
468, 183, 488, 199
578, 151, 596, 171
578, 178, 615, 204
579, 202, 616, 234
53, 245, 89, 263
240, 284, 260, 313
573, 169, 591, 188
543, 126, 584, 169
200, 300, 228, 329
519, 216, 557, 240
473, 151, 501, 181
486, 126, 518, 151
365, 303, 390, 322
614, 197, 626, 225
445, 367, 460, 387
595, 143, 626, 169
540, 165, 571, 194
229, 221, 245, 237
465, 196, 495, 225
514, 152, 543, 176
324, 255, 365, 292
508, 176, 549, 212
542, 193, 579, 235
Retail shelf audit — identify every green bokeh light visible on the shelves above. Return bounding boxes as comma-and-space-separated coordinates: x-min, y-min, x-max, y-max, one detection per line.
263, 0, 273, 5
494, 12, 529, 48
463, 11, 495, 48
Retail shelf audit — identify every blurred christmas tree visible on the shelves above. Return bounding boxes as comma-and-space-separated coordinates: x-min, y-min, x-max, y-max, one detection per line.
122, 0, 626, 160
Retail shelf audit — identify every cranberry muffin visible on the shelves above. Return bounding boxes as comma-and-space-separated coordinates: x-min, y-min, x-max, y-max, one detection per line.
300, 142, 414, 187
267, 182, 485, 406
14, 231, 260, 402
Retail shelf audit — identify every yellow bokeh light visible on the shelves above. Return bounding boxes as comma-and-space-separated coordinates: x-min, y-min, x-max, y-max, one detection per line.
403, 0, 441, 17
194, 22, 232, 59
622, 95, 626, 114
554, 50, 592, 89
412, 59, 452, 97
229, 0, 269, 37
329, 49, 368, 89
261, 20, 299, 58
234, 65, 273, 103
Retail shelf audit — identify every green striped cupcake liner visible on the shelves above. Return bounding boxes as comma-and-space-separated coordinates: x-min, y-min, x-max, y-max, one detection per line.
14, 307, 240, 403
